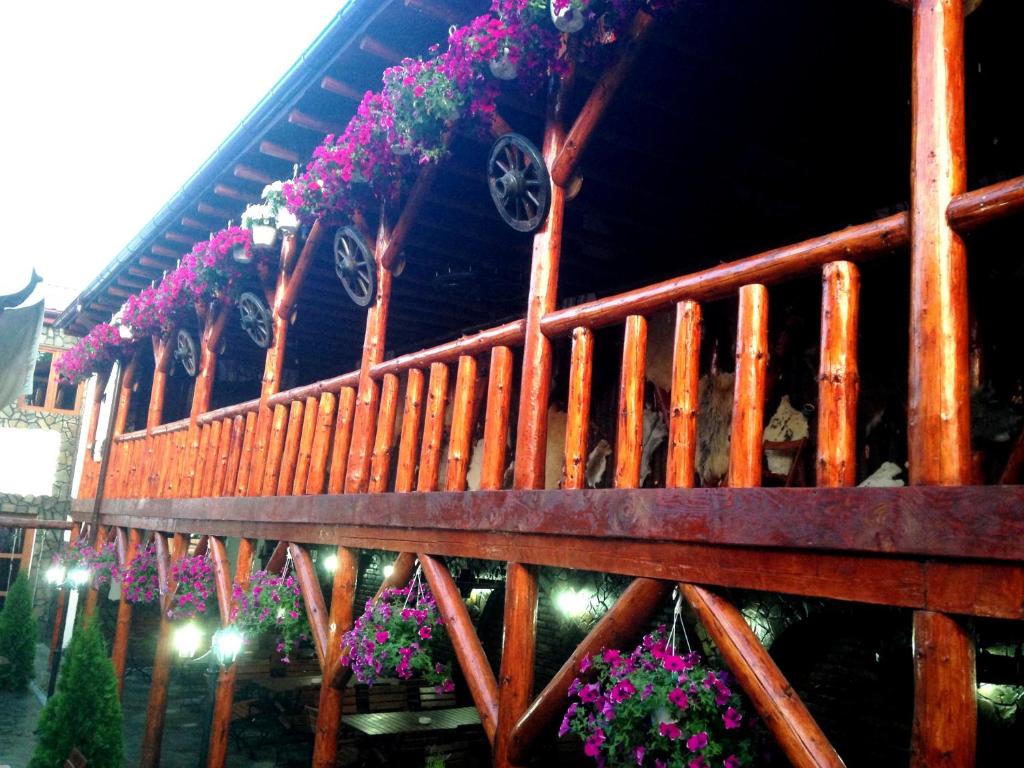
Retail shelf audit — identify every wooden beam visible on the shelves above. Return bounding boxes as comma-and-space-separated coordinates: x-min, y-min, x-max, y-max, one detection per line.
259, 140, 300, 163
288, 109, 343, 136
320, 75, 362, 101
197, 202, 234, 219
509, 578, 672, 762
139, 255, 175, 269
682, 584, 844, 768
213, 183, 251, 203
419, 554, 499, 743
359, 35, 404, 63
233, 164, 273, 185
381, 152, 446, 269
181, 216, 213, 232
151, 244, 183, 260
289, 543, 329, 666
279, 220, 324, 317
551, 11, 655, 187
111, 528, 140, 697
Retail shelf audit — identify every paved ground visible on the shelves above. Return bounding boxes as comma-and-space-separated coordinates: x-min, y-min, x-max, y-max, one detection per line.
0, 644, 48, 768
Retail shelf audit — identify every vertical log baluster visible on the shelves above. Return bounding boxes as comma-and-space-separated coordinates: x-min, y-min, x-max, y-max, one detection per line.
234, 412, 258, 496
305, 393, 337, 495
729, 284, 769, 488
200, 420, 223, 497
276, 400, 306, 495
817, 262, 860, 487
190, 423, 213, 497
417, 362, 450, 492
221, 416, 245, 497
209, 418, 232, 497
260, 404, 290, 496
292, 396, 320, 495
615, 316, 647, 488
563, 328, 594, 490
667, 301, 702, 488
481, 346, 514, 490
446, 356, 479, 492
369, 373, 401, 493
395, 369, 426, 493
327, 387, 357, 494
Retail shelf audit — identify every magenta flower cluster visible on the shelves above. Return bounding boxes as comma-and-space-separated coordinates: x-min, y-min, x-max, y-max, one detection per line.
51, 539, 119, 587
231, 569, 308, 663
562, 630, 754, 768
281, 0, 676, 223
54, 322, 131, 384
121, 544, 161, 605
167, 554, 215, 620
341, 578, 454, 693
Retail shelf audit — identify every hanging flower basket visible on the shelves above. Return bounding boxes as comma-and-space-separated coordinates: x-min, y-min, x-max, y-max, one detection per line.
341, 570, 454, 693
121, 544, 161, 605
232, 568, 308, 663
49, 540, 119, 588
562, 627, 755, 768
551, 0, 586, 33
167, 554, 215, 620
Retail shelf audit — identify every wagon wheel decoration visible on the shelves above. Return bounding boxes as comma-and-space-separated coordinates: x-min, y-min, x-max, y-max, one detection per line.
238, 291, 273, 349
174, 329, 198, 377
487, 133, 550, 233
334, 226, 376, 308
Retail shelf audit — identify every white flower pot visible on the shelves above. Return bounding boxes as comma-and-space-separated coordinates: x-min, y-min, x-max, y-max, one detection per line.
276, 209, 299, 234
251, 224, 279, 248
551, 0, 585, 33
489, 49, 518, 81
232, 242, 253, 264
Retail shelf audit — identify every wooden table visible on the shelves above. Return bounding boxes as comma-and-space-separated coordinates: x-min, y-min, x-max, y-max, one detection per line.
343, 706, 481, 737
254, 674, 321, 695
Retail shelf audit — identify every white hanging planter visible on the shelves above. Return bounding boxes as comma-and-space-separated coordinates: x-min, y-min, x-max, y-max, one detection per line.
489, 48, 518, 81
276, 208, 299, 234
251, 224, 279, 249
551, 0, 585, 33
232, 242, 253, 264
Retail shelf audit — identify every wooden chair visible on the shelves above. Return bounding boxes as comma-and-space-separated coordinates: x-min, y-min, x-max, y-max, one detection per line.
417, 684, 457, 710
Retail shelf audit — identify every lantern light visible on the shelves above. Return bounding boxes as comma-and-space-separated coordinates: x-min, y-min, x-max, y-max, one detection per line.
173, 622, 203, 660
555, 588, 592, 619
45, 564, 66, 586
322, 553, 339, 573
211, 626, 245, 666
382, 564, 394, 579
67, 566, 91, 587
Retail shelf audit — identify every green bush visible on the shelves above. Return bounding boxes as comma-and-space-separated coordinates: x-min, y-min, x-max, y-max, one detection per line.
29, 620, 123, 768
0, 570, 37, 691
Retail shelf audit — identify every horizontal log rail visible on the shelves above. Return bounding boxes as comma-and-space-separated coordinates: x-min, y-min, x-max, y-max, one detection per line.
73, 486, 1024, 620
368, 319, 526, 379
541, 173, 1024, 337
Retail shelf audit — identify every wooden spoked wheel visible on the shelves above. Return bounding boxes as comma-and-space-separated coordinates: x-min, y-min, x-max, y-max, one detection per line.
174, 329, 198, 377
238, 291, 273, 349
334, 226, 377, 308
487, 133, 550, 233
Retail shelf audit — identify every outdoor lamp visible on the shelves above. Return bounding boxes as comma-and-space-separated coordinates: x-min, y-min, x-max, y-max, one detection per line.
555, 588, 591, 619
67, 566, 92, 587
322, 553, 339, 573
211, 626, 245, 666
382, 564, 394, 579
45, 564, 66, 586
173, 622, 203, 660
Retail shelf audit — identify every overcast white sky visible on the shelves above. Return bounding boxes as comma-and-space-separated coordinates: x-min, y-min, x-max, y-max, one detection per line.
0, 0, 348, 310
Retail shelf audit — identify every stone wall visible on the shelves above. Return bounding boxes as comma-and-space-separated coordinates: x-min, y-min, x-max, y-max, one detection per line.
0, 324, 82, 522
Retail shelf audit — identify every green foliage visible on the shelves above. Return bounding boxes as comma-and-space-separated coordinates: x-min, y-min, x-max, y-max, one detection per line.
0, 571, 37, 691
29, 620, 123, 768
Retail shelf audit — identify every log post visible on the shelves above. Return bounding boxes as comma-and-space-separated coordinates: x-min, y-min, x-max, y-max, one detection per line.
368, 373, 401, 493
205, 537, 252, 768
666, 301, 702, 488
82, 524, 109, 621
346, 206, 394, 493
111, 527, 140, 697
499, 70, 573, 768
191, 304, 230, 420
728, 284, 769, 487
563, 328, 593, 490
288, 544, 329, 667
909, 1, 975, 765
80, 368, 111, 498
292, 396, 320, 494
112, 352, 139, 438
615, 315, 647, 488
313, 546, 357, 767
139, 532, 188, 768
327, 387, 357, 493
276, 400, 306, 495
305, 393, 337, 495
417, 363, 450, 492
816, 262, 860, 487
147, 336, 174, 432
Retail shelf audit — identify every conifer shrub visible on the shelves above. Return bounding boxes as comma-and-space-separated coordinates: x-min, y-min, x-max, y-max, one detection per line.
0, 570, 37, 691
29, 620, 123, 768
